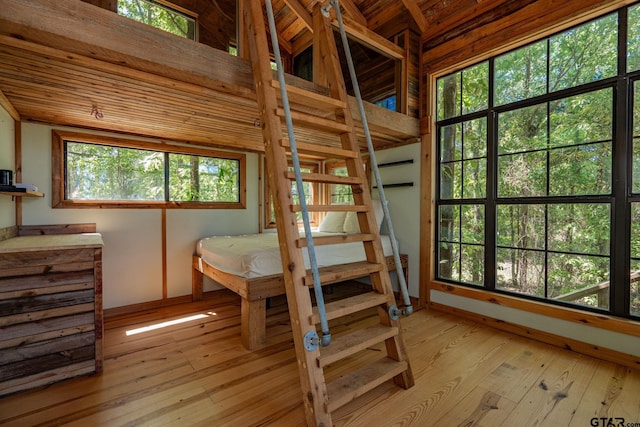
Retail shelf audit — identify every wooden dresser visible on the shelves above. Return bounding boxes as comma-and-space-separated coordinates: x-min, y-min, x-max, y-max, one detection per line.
0, 224, 103, 397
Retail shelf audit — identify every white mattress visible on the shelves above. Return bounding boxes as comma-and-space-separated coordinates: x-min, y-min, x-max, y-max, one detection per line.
196, 232, 394, 278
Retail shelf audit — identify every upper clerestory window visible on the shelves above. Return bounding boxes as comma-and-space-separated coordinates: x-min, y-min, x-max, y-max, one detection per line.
117, 0, 197, 41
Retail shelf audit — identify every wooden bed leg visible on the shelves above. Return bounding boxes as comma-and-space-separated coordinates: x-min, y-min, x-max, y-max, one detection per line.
192, 262, 204, 301
241, 298, 266, 350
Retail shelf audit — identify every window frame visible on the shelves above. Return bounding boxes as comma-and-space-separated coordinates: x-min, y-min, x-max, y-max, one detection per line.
52, 130, 246, 209
117, 0, 198, 41
434, 6, 639, 319
263, 159, 320, 229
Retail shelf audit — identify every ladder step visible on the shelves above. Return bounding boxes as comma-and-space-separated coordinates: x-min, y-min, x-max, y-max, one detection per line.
285, 171, 364, 186
281, 140, 358, 159
272, 81, 347, 110
319, 324, 399, 368
276, 108, 352, 133
310, 291, 388, 323
291, 204, 368, 212
305, 261, 384, 288
327, 358, 409, 412
297, 233, 375, 248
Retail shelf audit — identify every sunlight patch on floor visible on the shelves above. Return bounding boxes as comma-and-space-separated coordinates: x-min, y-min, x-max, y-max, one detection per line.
125, 312, 215, 336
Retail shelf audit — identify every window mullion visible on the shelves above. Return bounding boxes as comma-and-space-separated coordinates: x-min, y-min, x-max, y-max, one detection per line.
485, 60, 497, 290
164, 152, 170, 202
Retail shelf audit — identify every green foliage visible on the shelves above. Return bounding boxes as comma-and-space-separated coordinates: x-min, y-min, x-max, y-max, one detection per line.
549, 14, 617, 91
65, 142, 240, 203
117, 0, 195, 40
495, 41, 547, 105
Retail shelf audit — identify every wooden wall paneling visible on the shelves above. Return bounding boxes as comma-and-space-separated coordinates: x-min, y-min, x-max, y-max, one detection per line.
0, 0, 256, 99
422, 0, 633, 75
80, 0, 117, 12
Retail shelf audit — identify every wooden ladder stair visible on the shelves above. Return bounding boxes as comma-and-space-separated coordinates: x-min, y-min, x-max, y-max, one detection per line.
243, 2, 414, 426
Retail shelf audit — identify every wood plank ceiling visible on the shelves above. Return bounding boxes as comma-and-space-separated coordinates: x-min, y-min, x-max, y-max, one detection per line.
0, 0, 524, 152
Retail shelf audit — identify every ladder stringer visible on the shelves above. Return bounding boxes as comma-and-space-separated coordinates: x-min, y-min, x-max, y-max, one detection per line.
313, 2, 414, 390
244, 3, 330, 426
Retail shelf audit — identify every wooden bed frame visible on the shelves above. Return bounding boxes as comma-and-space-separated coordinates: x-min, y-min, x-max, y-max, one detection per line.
192, 254, 408, 350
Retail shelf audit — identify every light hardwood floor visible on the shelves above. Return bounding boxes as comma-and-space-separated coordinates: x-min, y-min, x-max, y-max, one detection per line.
1, 283, 639, 426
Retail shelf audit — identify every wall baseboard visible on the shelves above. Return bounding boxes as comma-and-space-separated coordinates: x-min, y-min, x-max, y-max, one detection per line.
429, 301, 640, 370
104, 295, 193, 318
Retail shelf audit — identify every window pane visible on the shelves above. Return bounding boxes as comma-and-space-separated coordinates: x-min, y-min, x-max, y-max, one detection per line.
549, 14, 617, 91
66, 142, 164, 201
633, 81, 640, 193
330, 166, 353, 204
440, 123, 462, 162
631, 260, 640, 316
495, 40, 547, 105
498, 151, 547, 197
463, 118, 487, 159
547, 204, 610, 255
549, 90, 612, 148
497, 204, 545, 249
628, 4, 640, 72
118, 0, 196, 40
439, 242, 460, 281
548, 143, 611, 196
462, 62, 488, 114
548, 253, 609, 309
498, 104, 548, 155
440, 162, 461, 200
461, 244, 484, 285
169, 155, 239, 202
439, 205, 459, 242
437, 73, 461, 120
461, 204, 484, 244
496, 248, 545, 297
463, 159, 486, 199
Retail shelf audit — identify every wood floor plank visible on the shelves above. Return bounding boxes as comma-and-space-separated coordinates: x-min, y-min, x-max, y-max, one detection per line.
0, 285, 638, 427
569, 361, 640, 426
432, 386, 518, 427
501, 350, 600, 427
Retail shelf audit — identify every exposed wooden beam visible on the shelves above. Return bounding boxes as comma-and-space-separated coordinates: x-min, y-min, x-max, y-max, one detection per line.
339, 0, 367, 26
401, 0, 428, 34
331, 15, 404, 60
277, 31, 293, 54
0, 88, 20, 121
282, 0, 313, 32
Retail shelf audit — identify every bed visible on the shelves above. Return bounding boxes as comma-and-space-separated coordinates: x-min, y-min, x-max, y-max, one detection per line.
191, 205, 408, 350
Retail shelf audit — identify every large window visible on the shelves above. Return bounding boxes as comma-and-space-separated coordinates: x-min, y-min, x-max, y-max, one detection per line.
53, 131, 245, 209
117, 0, 197, 41
436, 5, 640, 319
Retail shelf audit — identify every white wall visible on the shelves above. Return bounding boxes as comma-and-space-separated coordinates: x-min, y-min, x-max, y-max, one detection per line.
20, 123, 259, 309
431, 291, 640, 356
371, 143, 421, 298
0, 107, 14, 228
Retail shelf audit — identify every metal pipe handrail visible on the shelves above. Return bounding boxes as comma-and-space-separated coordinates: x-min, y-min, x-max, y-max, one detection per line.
264, 0, 331, 347
329, 0, 413, 315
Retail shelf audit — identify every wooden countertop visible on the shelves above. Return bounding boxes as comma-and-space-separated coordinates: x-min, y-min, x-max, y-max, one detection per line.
0, 233, 103, 253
